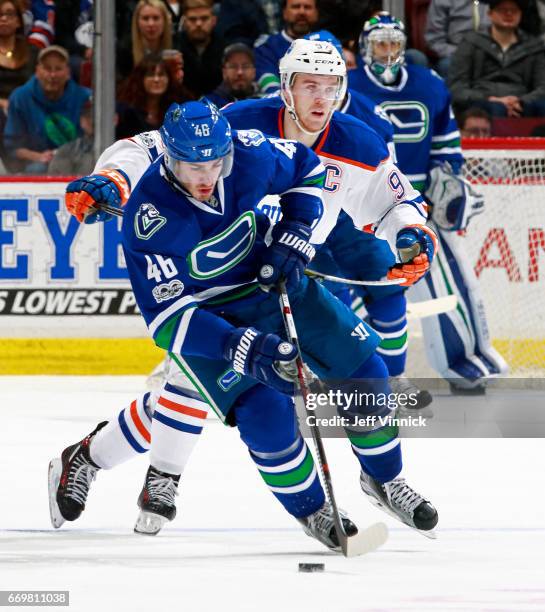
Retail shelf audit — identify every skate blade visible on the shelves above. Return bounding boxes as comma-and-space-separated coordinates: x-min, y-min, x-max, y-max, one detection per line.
134, 511, 167, 536
361, 486, 437, 540
341, 521, 389, 557
48, 459, 65, 529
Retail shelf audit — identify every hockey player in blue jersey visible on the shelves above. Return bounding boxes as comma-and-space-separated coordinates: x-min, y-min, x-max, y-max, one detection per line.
348, 12, 508, 393
50, 95, 439, 545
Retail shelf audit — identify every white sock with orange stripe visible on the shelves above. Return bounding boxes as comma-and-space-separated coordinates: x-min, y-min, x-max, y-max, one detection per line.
150, 382, 209, 475
90, 392, 152, 469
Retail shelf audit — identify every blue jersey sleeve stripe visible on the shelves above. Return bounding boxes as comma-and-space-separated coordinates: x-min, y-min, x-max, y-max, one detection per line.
169, 307, 197, 355
148, 295, 197, 338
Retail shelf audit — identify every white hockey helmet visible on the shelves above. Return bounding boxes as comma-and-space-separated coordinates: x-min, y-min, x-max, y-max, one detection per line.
279, 38, 347, 135
359, 12, 406, 85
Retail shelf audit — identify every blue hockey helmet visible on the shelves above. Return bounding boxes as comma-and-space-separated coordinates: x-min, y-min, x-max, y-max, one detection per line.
304, 30, 343, 57
359, 12, 406, 85
160, 100, 234, 184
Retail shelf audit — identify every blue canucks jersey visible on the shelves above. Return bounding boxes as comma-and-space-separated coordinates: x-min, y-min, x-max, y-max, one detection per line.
348, 60, 463, 191
122, 130, 325, 360
340, 88, 395, 155
253, 30, 293, 94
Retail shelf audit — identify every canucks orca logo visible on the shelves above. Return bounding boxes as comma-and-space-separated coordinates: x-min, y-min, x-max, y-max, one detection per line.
379, 101, 430, 143
135, 203, 167, 240
188, 211, 256, 279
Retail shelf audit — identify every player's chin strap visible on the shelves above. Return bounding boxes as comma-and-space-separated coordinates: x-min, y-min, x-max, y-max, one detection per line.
277, 279, 388, 558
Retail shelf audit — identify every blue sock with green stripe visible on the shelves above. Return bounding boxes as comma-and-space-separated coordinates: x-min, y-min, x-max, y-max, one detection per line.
235, 385, 325, 519
366, 292, 407, 377
346, 354, 402, 483
250, 437, 325, 519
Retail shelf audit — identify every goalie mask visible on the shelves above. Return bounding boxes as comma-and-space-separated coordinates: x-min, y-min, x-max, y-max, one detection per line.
360, 12, 406, 85
279, 39, 347, 135
425, 163, 485, 232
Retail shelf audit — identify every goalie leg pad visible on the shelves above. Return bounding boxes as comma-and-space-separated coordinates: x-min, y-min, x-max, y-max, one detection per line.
408, 223, 508, 385
235, 385, 325, 519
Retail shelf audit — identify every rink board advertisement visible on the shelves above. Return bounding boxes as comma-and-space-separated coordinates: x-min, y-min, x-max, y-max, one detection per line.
0, 179, 147, 334
0, 179, 160, 374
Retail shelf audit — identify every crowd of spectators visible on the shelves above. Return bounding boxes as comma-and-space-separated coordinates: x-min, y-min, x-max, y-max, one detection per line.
2, 0, 545, 176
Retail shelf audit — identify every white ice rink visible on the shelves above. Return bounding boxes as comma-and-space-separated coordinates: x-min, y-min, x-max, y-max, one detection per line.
1, 376, 545, 612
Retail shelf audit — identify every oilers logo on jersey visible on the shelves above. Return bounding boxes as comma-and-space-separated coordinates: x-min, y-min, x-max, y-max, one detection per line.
135, 203, 167, 240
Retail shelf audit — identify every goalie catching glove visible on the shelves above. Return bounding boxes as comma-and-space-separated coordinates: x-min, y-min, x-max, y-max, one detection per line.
65, 169, 130, 223
387, 225, 438, 286
224, 327, 298, 395
258, 220, 316, 292
425, 162, 484, 231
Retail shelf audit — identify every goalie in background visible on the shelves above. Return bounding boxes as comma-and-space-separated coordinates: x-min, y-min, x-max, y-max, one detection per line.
349, 12, 508, 393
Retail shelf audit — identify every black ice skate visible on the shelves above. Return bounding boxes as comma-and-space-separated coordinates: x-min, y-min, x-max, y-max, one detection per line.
389, 375, 434, 418
297, 501, 358, 552
360, 471, 438, 538
48, 421, 107, 529
134, 465, 180, 536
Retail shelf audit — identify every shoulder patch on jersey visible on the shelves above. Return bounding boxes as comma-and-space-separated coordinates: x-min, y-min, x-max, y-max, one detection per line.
236, 129, 266, 147
135, 203, 167, 240
137, 132, 158, 148
188, 211, 256, 279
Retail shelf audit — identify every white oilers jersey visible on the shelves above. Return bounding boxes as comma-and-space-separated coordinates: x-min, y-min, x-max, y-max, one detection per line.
93, 131, 164, 192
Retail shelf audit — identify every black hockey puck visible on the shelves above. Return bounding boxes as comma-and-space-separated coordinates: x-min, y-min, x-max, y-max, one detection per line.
298, 563, 324, 573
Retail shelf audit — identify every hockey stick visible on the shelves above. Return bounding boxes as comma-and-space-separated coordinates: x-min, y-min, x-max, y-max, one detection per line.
278, 280, 388, 558
304, 269, 406, 286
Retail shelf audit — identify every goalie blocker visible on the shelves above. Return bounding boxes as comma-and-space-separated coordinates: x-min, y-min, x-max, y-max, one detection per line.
408, 163, 508, 392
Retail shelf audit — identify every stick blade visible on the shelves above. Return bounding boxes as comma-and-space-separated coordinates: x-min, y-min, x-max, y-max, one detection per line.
340, 522, 389, 557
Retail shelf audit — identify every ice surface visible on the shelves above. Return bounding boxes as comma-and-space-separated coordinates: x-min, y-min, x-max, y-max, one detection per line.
1, 376, 544, 611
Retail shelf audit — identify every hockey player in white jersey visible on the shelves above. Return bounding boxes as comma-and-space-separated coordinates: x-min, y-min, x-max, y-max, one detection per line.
349, 12, 508, 393
54, 42, 439, 542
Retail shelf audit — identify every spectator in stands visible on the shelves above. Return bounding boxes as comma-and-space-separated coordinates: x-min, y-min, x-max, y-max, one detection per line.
204, 42, 259, 106
0, 0, 38, 117
216, 0, 268, 47
256, 0, 283, 34
117, 0, 173, 82
177, 0, 225, 97
425, 0, 491, 77
116, 53, 190, 138
458, 106, 493, 137
23, 0, 55, 50
254, 0, 319, 94
161, 0, 183, 35
48, 97, 94, 175
3, 44, 90, 173
449, 0, 545, 117
318, 0, 381, 46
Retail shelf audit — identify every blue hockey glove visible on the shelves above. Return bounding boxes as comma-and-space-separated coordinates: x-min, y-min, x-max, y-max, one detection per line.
387, 225, 438, 286
224, 327, 298, 395
258, 220, 316, 292
65, 169, 130, 223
